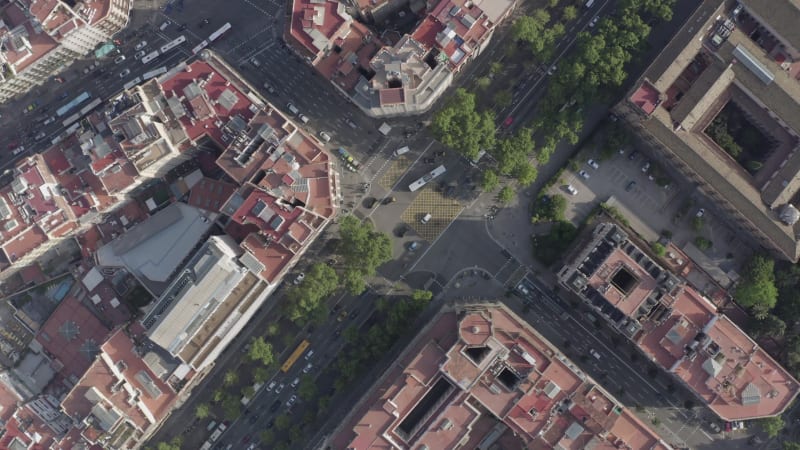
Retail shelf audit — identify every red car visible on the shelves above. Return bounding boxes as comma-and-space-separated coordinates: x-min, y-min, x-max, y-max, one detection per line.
724, 422, 732, 432
242, 434, 251, 443
502, 116, 514, 128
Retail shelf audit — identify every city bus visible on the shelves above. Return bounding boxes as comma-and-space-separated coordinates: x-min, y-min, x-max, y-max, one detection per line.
280, 339, 310, 373
409, 165, 446, 192
55, 91, 91, 117
159, 35, 186, 54
208, 22, 231, 42
141, 50, 160, 64
142, 66, 167, 81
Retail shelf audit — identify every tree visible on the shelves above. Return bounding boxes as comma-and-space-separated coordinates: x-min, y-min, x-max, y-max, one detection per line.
531, 194, 567, 223
515, 163, 538, 186
481, 170, 499, 192
489, 61, 503, 75
431, 89, 496, 160
221, 394, 240, 420
784, 441, 800, 450
651, 242, 666, 257
759, 415, 784, 438
338, 215, 392, 294
475, 76, 491, 90
498, 186, 514, 204
286, 262, 340, 322
247, 336, 274, 366
298, 375, 318, 401
212, 388, 224, 402
735, 255, 778, 312
410, 290, 433, 311
274, 413, 291, 431
694, 237, 712, 251
265, 322, 280, 336
750, 314, 786, 339
318, 395, 331, 413
493, 89, 512, 108
155, 437, 183, 450
563, 5, 578, 21
242, 385, 255, 399
253, 366, 269, 384
195, 403, 211, 420
260, 430, 275, 446
223, 370, 238, 387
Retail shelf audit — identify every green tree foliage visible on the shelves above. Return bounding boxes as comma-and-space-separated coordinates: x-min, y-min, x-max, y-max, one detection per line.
222, 394, 240, 420
223, 370, 239, 387
475, 76, 491, 90
651, 242, 666, 257
735, 255, 778, 312
784, 441, 800, 450
154, 437, 183, 450
260, 430, 275, 446
759, 415, 784, 438
247, 336, 274, 366
512, 10, 564, 60
532, 221, 578, 266
498, 186, 515, 204
492, 128, 536, 181
253, 366, 269, 384
750, 314, 786, 339
274, 413, 291, 431
298, 375, 317, 401
563, 5, 578, 21
493, 89, 512, 108
286, 262, 339, 322
338, 215, 392, 294
531, 194, 567, 223
195, 403, 211, 420
516, 163, 538, 186
694, 237, 712, 250
481, 170, 499, 191
431, 89, 496, 160
241, 385, 255, 399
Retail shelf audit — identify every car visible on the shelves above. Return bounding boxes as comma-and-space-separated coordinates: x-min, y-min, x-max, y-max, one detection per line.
565, 185, 578, 195
407, 241, 420, 252
547, 65, 557, 75
337, 310, 348, 322
628, 150, 639, 161
589, 15, 600, 27
502, 116, 514, 128
319, 131, 331, 142
587, 159, 599, 169
134, 50, 146, 59
114, 55, 126, 64
263, 82, 277, 94
119, 69, 130, 78
266, 418, 275, 429
287, 394, 298, 408
708, 422, 721, 433
695, 208, 705, 218
290, 377, 300, 389
625, 180, 636, 192
266, 381, 277, 392
641, 161, 650, 172
269, 400, 282, 412
250, 57, 261, 68
293, 272, 305, 285
159, 20, 170, 31
35, 131, 46, 140
517, 284, 530, 296
382, 196, 396, 205
589, 348, 601, 360
364, 197, 376, 208
302, 362, 313, 374
43, 117, 55, 125
724, 421, 732, 432
434, 151, 446, 157
304, 349, 314, 360
135, 41, 147, 51
578, 170, 590, 179
241, 434, 251, 444
423, 157, 436, 164
274, 383, 285, 394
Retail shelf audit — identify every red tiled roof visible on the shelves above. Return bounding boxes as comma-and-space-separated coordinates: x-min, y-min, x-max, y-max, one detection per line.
187, 177, 236, 213
630, 81, 661, 115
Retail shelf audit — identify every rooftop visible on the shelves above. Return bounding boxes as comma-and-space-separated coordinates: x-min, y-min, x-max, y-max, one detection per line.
330, 303, 670, 450
560, 223, 800, 420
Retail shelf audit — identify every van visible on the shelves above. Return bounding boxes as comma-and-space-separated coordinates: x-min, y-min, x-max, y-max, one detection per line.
43, 117, 55, 125
420, 213, 432, 224
584, 0, 595, 7
299, 114, 309, 124
159, 20, 170, 31
393, 146, 410, 157
12, 146, 25, 156
286, 102, 299, 115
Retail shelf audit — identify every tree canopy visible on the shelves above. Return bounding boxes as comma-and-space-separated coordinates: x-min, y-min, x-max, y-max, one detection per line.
338, 215, 392, 294
247, 336, 274, 366
285, 262, 339, 322
735, 255, 778, 313
759, 415, 784, 438
431, 89, 496, 160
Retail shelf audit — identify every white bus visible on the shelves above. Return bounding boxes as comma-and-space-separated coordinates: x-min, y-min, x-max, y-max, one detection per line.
192, 40, 209, 55
142, 50, 160, 64
409, 165, 446, 192
142, 66, 167, 81
208, 23, 231, 42
123, 76, 142, 90
159, 35, 186, 53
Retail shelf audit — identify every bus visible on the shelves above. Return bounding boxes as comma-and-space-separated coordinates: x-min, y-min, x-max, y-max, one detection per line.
409, 165, 446, 192
55, 91, 91, 117
79, 98, 102, 116
159, 35, 186, 54
192, 39, 209, 55
142, 66, 167, 81
280, 339, 310, 373
208, 22, 231, 42
123, 76, 142, 91
142, 50, 160, 64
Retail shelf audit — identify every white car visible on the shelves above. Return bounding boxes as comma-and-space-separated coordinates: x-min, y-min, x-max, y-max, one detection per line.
290, 377, 300, 389
589, 348, 601, 360
119, 68, 131, 78
114, 55, 126, 64
304, 349, 315, 360
266, 381, 277, 392
578, 170, 590, 180
135, 41, 147, 51
275, 383, 285, 394
587, 159, 599, 169
547, 65, 557, 75
287, 394, 298, 408
589, 16, 600, 27
293, 273, 305, 285
696, 208, 705, 218
319, 131, 331, 142
566, 184, 578, 195
302, 362, 313, 374
134, 50, 146, 59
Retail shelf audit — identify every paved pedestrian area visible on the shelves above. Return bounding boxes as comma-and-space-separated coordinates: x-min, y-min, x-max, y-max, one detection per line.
378, 156, 411, 189
400, 188, 463, 241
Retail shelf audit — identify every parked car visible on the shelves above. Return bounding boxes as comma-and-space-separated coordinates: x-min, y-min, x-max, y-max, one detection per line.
287, 394, 298, 408
565, 184, 578, 195
274, 383, 285, 394
263, 82, 277, 94
135, 41, 147, 50
304, 349, 314, 360
290, 378, 300, 389
364, 197, 376, 208
269, 400, 282, 412
114, 55, 126, 64
641, 161, 651, 173
696, 208, 705, 218
578, 170, 590, 179
382, 196, 396, 205
337, 310, 348, 322
266, 381, 277, 392
134, 50, 146, 59
628, 150, 639, 161
293, 273, 305, 285
625, 180, 637, 192
589, 15, 600, 27
407, 241, 420, 252
587, 159, 599, 169
302, 362, 313, 374
319, 131, 331, 142
547, 65, 557, 75
589, 348, 601, 360
119, 68, 131, 78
